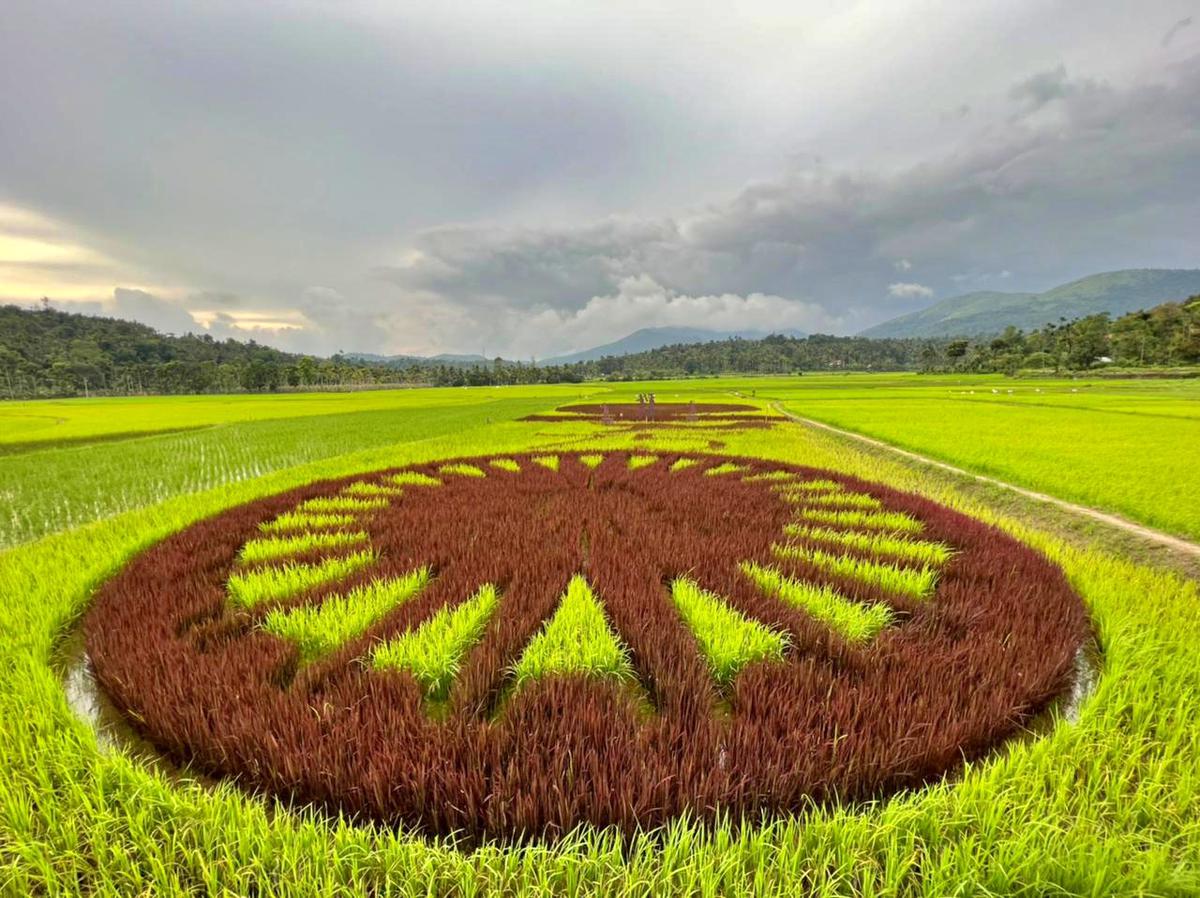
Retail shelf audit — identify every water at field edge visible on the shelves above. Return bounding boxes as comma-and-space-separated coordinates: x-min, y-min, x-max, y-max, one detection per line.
54, 628, 219, 787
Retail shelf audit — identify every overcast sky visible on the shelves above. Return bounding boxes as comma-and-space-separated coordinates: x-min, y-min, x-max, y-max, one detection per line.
2, 1, 1198, 357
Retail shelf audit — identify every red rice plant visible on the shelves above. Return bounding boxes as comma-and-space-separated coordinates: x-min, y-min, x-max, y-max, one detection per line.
85, 452, 1091, 840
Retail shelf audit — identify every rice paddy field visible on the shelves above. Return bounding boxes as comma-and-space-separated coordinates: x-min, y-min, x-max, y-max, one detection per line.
2, 375, 1198, 896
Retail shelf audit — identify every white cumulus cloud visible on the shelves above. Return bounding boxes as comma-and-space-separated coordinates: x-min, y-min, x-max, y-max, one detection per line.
887, 282, 934, 299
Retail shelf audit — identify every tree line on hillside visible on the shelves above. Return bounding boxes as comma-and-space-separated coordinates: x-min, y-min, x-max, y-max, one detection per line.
919, 295, 1200, 374
1, 294, 1196, 398
0, 303, 594, 398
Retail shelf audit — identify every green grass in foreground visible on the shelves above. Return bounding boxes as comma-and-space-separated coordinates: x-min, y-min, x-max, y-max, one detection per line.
741, 562, 894, 643
373, 584, 499, 701
262, 569, 430, 664
1, 385, 1198, 895
510, 576, 633, 685
670, 578, 786, 687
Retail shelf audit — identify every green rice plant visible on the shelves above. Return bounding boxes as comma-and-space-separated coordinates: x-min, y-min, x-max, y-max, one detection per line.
779, 478, 842, 492
372, 584, 499, 701
438, 463, 486, 478
773, 543, 939, 599
740, 561, 893, 643
704, 462, 748, 476
262, 568, 431, 664
297, 495, 388, 513
532, 455, 559, 471
390, 471, 442, 487
793, 507, 924, 534
510, 576, 633, 685
258, 511, 357, 533
0, 391, 569, 547
628, 454, 659, 470
579, 453, 604, 469
670, 578, 786, 687
237, 530, 369, 565
489, 458, 521, 472
783, 523, 953, 566
669, 457, 699, 471
341, 481, 405, 497
226, 550, 377, 608
742, 470, 797, 482
785, 490, 882, 510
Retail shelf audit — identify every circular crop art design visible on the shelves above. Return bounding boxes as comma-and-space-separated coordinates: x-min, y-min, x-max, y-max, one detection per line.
86, 452, 1090, 840
521, 402, 783, 428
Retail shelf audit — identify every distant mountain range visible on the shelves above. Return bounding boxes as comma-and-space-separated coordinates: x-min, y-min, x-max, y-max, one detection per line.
350, 326, 808, 367
540, 326, 808, 365
344, 351, 490, 366
860, 269, 1200, 338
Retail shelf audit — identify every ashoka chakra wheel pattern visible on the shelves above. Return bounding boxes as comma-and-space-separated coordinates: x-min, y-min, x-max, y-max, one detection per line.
85, 452, 1091, 840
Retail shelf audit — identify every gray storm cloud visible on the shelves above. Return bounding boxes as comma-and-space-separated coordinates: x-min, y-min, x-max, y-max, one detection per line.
1, 1, 1198, 356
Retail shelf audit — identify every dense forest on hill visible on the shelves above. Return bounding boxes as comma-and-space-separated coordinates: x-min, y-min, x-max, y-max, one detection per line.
1, 295, 1196, 398
922, 295, 1200, 375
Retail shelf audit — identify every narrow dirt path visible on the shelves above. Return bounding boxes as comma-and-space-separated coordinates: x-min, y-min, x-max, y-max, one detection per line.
772, 403, 1200, 561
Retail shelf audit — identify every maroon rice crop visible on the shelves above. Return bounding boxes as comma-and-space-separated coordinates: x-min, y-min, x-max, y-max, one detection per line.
85, 452, 1090, 840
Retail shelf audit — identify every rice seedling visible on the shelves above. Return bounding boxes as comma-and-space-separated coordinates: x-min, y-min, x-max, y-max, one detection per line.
742, 470, 797, 482
740, 561, 894, 642
237, 530, 369, 565
297, 495, 388, 513
372, 584, 499, 701
670, 577, 786, 687
579, 453, 604, 468
225, 550, 377, 608
259, 511, 357, 533
532, 454, 560, 471
670, 457, 699, 471
778, 478, 842, 492
0, 390, 568, 547
390, 471, 442, 487
489, 458, 521, 472
783, 523, 953, 566
341, 481, 405, 497
772, 544, 939, 598
785, 490, 882, 510
262, 568, 431, 664
793, 507, 924, 534
704, 462, 747, 476
438, 463, 486, 478
628, 454, 659, 470
510, 576, 633, 685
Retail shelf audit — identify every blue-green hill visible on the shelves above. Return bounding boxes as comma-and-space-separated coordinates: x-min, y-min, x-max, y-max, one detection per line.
861, 269, 1200, 337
